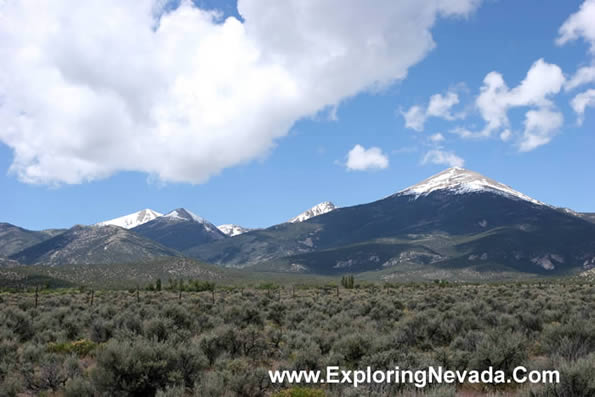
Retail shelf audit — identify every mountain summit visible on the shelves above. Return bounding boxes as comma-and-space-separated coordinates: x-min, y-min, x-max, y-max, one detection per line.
132, 208, 226, 251
97, 209, 163, 229
289, 201, 337, 223
217, 224, 253, 237
396, 167, 544, 205
162, 208, 217, 230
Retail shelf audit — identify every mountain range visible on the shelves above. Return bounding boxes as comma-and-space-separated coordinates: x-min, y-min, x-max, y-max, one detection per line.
10, 225, 180, 266
2, 167, 594, 282
187, 168, 595, 278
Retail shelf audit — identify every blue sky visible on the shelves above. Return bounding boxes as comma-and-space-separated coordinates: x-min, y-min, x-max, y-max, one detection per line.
1, 0, 594, 230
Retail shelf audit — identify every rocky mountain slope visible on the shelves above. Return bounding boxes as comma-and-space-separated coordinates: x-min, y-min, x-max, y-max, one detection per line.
0, 257, 20, 267
10, 225, 180, 266
0, 223, 61, 257
289, 201, 336, 223
187, 168, 595, 278
132, 208, 226, 251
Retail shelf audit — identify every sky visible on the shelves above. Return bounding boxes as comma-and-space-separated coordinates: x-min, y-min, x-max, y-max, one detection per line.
1, 0, 595, 231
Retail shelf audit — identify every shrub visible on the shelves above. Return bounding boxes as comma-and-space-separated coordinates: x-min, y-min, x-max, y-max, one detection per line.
175, 343, 208, 389
144, 318, 172, 342
225, 358, 270, 397
523, 354, 595, 397
64, 377, 96, 397
2, 308, 33, 342
195, 371, 226, 397
22, 342, 44, 363
333, 333, 372, 367
38, 353, 67, 391
541, 320, 595, 361
0, 376, 23, 397
48, 339, 97, 357
199, 332, 224, 366
90, 319, 113, 343
164, 304, 193, 330
469, 331, 528, 377
292, 341, 322, 371
224, 305, 263, 328
268, 302, 287, 326
92, 339, 178, 397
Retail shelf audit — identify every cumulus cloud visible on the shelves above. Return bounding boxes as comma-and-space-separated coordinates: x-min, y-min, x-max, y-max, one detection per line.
429, 133, 445, 143
402, 91, 462, 131
345, 144, 389, 171
0, 0, 480, 185
427, 92, 460, 119
449, 126, 482, 139
571, 89, 595, 124
422, 149, 464, 168
558, 1, 595, 123
475, 59, 565, 138
565, 66, 595, 91
402, 106, 426, 132
557, 0, 595, 53
449, 58, 565, 149
519, 108, 564, 152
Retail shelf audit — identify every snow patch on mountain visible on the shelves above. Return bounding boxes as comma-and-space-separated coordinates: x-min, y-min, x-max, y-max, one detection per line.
218, 224, 252, 237
289, 201, 337, 223
97, 209, 162, 229
163, 208, 218, 233
396, 167, 544, 206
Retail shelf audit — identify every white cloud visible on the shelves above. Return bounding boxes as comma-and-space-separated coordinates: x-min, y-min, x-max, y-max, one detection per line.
519, 108, 564, 152
449, 58, 566, 151
475, 59, 565, 138
557, 1, 595, 126
402, 105, 426, 132
0, 0, 480, 185
449, 126, 485, 139
345, 144, 389, 171
429, 133, 445, 143
427, 92, 460, 119
557, 0, 595, 53
565, 66, 595, 91
499, 129, 512, 142
571, 89, 595, 124
402, 91, 461, 131
422, 149, 464, 168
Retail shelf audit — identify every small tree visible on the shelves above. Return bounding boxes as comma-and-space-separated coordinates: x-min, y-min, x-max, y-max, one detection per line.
155, 279, 162, 292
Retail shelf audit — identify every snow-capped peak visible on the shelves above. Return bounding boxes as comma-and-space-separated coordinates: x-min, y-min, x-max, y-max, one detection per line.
163, 208, 218, 232
96, 209, 162, 229
396, 167, 544, 206
164, 208, 205, 223
218, 224, 252, 237
289, 201, 337, 223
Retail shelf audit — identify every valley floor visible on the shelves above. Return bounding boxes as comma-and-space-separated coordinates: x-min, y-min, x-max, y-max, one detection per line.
0, 281, 593, 396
